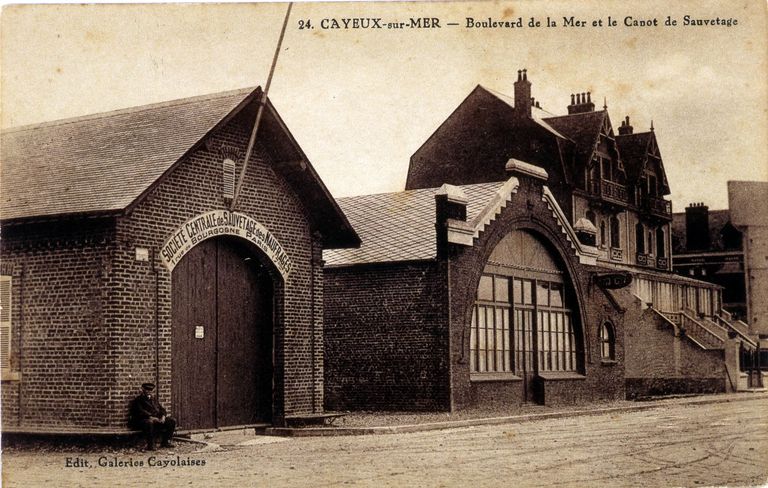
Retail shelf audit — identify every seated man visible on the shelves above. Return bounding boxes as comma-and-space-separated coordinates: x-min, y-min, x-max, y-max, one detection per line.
129, 382, 177, 451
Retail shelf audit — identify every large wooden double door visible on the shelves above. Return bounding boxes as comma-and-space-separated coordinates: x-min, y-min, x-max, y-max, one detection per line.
172, 237, 274, 430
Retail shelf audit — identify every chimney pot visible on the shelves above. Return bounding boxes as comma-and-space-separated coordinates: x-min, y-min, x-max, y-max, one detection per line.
514, 68, 532, 117
570, 94, 575, 105
685, 202, 711, 250
587, 92, 592, 103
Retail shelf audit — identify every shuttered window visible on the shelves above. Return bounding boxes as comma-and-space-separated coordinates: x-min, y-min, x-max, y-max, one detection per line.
0, 276, 11, 369
223, 158, 236, 199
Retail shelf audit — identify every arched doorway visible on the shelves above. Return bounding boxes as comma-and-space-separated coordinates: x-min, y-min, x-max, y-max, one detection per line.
469, 229, 583, 403
171, 236, 274, 430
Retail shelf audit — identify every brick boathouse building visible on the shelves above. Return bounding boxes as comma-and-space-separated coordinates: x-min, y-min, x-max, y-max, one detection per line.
325, 165, 630, 410
323, 70, 757, 412
0, 87, 359, 432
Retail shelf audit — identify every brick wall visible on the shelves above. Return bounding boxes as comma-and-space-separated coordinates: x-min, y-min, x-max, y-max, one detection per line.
624, 295, 726, 398
324, 175, 627, 413
1, 109, 326, 430
447, 176, 626, 410
1, 219, 116, 428
324, 262, 450, 411
111, 110, 324, 424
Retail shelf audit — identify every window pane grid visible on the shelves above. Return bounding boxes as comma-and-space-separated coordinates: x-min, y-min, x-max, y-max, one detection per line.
472, 273, 577, 375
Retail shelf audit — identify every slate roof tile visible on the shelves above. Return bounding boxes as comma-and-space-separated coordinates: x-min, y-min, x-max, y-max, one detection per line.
616, 132, 652, 182
543, 110, 606, 164
324, 181, 504, 266
1, 87, 254, 221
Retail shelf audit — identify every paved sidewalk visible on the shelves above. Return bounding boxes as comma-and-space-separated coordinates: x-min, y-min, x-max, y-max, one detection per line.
194, 391, 768, 443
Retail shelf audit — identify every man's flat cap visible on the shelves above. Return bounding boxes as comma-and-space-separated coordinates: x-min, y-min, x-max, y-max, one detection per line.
141, 383, 156, 391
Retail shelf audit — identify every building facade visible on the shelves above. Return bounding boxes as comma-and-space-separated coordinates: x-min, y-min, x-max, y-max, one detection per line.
672, 203, 746, 320
671, 181, 768, 385
326, 164, 630, 411
727, 181, 768, 342
325, 70, 756, 411
0, 88, 359, 432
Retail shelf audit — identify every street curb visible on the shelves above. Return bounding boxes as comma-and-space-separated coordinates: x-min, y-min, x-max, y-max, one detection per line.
265, 392, 768, 437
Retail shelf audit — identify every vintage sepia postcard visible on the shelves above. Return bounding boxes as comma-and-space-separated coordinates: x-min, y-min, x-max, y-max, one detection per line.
1, 1, 767, 486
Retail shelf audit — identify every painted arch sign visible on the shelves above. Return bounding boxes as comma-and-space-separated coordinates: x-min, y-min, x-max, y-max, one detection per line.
160, 210, 293, 279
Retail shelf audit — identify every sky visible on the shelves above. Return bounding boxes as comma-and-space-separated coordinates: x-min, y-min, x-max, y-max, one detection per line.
1, 0, 766, 211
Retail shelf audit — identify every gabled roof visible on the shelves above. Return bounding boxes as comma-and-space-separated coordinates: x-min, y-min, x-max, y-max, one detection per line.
2, 88, 252, 221
616, 130, 670, 194
543, 110, 607, 166
324, 181, 505, 266
1, 87, 359, 248
482, 86, 568, 140
616, 131, 653, 182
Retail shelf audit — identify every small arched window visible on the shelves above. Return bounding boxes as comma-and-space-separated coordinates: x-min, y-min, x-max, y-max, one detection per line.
656, 228, 666, 258
610, 215, 620, 248
648, 229, 655, 255
600, 322, 615, 361
635, 222, 645, 254
599, 221, 606, 247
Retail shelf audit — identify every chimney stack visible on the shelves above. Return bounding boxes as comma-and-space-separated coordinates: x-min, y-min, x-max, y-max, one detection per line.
618, 115, 634, 135
567, 90, 596, 114
514, 68, 532, 118
435, 184, 469, 258
685, 202, 711, 251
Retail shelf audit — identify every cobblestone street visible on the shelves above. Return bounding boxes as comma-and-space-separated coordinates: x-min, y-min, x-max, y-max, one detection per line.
4, 395, 767, 487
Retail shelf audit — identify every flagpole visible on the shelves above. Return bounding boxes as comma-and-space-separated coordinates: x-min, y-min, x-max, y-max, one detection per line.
230, 2, 294, 211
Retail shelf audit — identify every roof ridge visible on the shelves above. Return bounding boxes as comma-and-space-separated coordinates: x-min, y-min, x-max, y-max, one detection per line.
615, 130, 653, 137
542, 109, 607, 121
2, 86, 258, 134
338, 180, 504, 201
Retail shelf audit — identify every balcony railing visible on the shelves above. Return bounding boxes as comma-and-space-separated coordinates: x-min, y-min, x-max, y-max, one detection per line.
643, 195, 672, 219
601, 180, 629, 205
588, 179, 629, 206
610, 248, 623, 261
636, 253, 656, 267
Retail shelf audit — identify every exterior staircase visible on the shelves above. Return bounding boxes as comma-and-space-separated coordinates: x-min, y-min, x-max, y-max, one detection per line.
713, 310, 758, 348
659, 308, 765, 391
661, 310, 725, 350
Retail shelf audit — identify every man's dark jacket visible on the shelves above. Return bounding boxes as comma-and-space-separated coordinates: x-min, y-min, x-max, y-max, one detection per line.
129, 394, 167, 429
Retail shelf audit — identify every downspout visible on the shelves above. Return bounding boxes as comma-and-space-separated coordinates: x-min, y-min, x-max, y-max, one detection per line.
152, 248, 160, 389
446, 258, 455, 412
310, 235, 316, 413
17, 265, 25, 426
